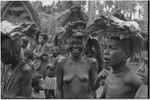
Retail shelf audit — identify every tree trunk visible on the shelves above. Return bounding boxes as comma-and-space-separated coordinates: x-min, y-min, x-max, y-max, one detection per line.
144, 1, 148, 31
88, 1, 96, 24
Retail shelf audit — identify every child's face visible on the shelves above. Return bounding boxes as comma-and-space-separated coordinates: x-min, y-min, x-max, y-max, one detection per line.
137, 62, 148, 85
38, 36, 44, 43
103, 38, 125, 66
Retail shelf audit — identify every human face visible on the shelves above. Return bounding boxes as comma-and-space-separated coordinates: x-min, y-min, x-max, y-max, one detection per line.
137, 61, 148, 84
42, 55, 48, 62
1, 39, 14, 64
38, 36, 44, 44
69, 37, 84, 57
103, 38, 125, 66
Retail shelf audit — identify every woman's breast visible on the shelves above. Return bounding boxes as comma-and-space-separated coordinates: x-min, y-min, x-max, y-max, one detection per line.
63, 74, 90, 94
63, 75, 89, 84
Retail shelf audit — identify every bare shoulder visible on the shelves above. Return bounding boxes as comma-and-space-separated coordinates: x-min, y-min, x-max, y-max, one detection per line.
57, 56, 66, 63
85, 57, 98, 70
56, 57, 67, 69
88, 57, 98, 65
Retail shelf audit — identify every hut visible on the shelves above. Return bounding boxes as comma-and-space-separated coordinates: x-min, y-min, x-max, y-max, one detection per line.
1, 1, 40, 28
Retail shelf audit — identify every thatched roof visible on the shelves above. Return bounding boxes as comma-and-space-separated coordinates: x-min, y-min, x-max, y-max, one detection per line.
1, 1, 40, 28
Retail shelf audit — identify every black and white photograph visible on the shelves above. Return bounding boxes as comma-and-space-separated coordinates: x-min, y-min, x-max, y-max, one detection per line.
1, 0, 149, 99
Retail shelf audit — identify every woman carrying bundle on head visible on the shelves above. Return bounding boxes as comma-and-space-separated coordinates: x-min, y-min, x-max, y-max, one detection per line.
56, 21, 102, 99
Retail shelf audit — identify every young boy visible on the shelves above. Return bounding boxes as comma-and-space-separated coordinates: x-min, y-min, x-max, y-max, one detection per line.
100, 37, 142, 98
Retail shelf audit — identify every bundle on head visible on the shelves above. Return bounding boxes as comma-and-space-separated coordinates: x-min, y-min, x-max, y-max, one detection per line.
87, 13, 144, 55
1, 21, 40, 40
65, 21, 87, 38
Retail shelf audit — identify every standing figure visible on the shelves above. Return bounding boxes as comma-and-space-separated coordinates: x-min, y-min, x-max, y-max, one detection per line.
56, 21, 99, 99
100, 37, 142, 98
43, 54, 56, 99
97, 14, 144, 98
33, 34, 49, 71
1, 33, 32, 98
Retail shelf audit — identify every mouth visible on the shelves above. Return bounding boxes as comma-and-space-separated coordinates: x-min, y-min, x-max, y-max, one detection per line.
72, 47, 82, 54
103, 57, 110, 63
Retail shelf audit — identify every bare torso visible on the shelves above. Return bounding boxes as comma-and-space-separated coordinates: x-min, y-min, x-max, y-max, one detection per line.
2, 62, 32, 98
105, 67, 142, 98
58, 57, 97, 99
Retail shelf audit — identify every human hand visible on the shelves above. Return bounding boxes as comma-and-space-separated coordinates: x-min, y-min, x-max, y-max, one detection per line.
98, 67, 110, 80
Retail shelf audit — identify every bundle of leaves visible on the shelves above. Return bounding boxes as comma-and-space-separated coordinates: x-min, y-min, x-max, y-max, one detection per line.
65, 21, 87, 38
1, 21, 40, 40
87, 13, 144, 54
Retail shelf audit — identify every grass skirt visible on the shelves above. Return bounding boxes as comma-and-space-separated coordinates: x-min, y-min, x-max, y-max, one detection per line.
42, 76, 56, 90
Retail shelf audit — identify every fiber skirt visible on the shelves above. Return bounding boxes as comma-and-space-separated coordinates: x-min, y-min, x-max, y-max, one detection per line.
42, 76, 56, 90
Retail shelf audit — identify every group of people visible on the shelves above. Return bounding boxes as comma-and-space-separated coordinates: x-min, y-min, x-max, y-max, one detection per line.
1, 18, 148, 99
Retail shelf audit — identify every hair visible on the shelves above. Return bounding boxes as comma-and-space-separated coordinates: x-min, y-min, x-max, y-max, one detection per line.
1, 33, 12, 44
1, 33, 21, 58
65, 21, 87, 37
1, 33, 21, 50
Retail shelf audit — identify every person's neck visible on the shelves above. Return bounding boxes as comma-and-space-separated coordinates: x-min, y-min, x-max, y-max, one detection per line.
112, 62, 128, 74
71, 55, 81, 62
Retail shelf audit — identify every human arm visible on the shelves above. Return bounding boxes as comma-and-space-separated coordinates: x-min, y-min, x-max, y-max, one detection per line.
56, 59, 64, 98
90, 58, 100, 91
20, 64, 32, 98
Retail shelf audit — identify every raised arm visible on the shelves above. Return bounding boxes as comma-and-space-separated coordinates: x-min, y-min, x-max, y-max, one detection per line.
90, 58, 100, 91
56, 59, 64, 99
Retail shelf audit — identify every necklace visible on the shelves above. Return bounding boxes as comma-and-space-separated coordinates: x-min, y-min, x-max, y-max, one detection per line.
113, 65, 129, 74
3, 61, 22, 92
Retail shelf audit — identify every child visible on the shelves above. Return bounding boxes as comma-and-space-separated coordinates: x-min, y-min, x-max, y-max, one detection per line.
42, 54, 56, 99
